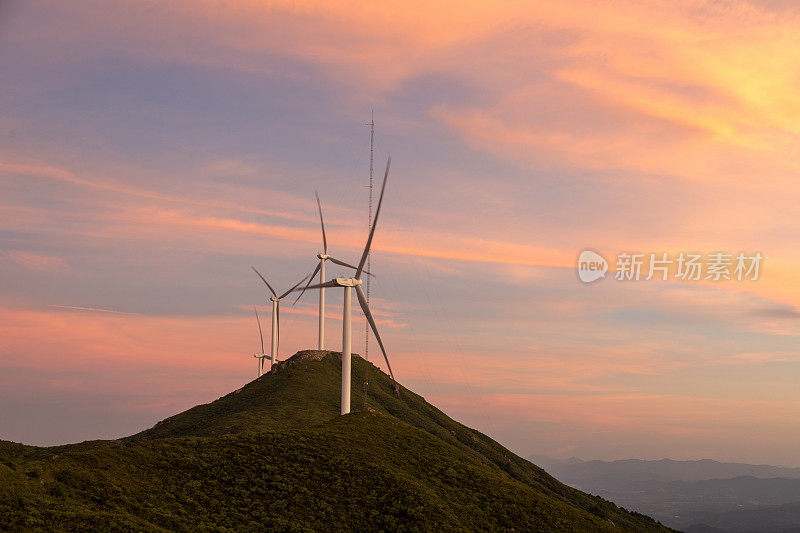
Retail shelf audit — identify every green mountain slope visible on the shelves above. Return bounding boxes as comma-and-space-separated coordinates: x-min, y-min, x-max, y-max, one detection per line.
0, 350, 671, 531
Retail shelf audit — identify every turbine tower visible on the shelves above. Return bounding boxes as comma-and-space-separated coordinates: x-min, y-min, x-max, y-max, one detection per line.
252, 307, 269, 377
294, 192, 366, 350
293, 157, 398, 415
251, 269, 310, 368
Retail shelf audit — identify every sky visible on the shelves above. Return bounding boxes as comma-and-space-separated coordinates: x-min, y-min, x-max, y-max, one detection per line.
2, 0, 800, 466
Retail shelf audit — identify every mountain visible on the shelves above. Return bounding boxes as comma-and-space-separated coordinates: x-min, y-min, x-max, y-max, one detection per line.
0, 350, 670, 531
528, 456, 800, 486
532, 455, 800, 532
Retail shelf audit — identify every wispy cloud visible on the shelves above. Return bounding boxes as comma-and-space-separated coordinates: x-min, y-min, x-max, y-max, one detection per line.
3, 251, 67, 272
49, 304, 136, 315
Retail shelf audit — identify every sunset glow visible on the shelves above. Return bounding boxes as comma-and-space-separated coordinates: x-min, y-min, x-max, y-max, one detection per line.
2, 0, 800, 466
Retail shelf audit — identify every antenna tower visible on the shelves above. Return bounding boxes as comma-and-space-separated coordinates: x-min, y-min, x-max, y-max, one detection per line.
364, 111, 374, 408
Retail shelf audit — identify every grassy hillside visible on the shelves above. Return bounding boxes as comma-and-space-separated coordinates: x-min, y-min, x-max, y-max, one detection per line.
0, 350, 671, 531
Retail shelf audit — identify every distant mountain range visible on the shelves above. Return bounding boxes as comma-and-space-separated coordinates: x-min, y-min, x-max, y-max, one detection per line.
0, 351, 669, 531
530, 455, 800, 532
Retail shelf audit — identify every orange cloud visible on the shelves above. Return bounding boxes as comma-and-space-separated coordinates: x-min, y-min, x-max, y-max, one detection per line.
2, 155, 575, 269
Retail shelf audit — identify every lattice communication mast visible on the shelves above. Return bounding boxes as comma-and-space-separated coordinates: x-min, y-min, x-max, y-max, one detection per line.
364, 111, 374, 407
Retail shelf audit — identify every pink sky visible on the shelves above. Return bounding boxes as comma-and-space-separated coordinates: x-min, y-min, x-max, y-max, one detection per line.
1, 0, 800, 465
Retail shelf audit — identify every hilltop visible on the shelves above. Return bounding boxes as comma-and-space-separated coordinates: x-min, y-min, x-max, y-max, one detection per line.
0, 351, 671, 531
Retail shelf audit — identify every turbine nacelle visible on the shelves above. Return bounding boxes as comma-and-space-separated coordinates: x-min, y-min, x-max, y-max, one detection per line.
334, 277, 362, 287
317, 253, 330, 260
269, 296, 280, 302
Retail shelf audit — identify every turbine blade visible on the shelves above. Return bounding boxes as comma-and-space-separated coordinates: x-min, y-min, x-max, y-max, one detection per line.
328, 256, 358, 270
292, 262, 321, 306
355, 284, 399, 396
280, 272, 312, 300
328, 256, 374, 277
255, 307, 264, 354
251, 267, 277, 297
291, 280, 339, 292
356, 157, 390, 279
316, 190, 327, 254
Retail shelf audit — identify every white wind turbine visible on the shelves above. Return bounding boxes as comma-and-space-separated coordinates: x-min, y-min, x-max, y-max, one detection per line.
294, 191, 367, 350
292, 157, 398, 415
252, 307, 269, 377
251, 269, 311, 369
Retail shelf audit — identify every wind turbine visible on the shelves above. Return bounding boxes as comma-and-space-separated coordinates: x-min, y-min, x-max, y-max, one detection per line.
251, 269, 311, 368
253, 307, 269, 377
294, 192, 366, 350
292, 157, 398, 415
